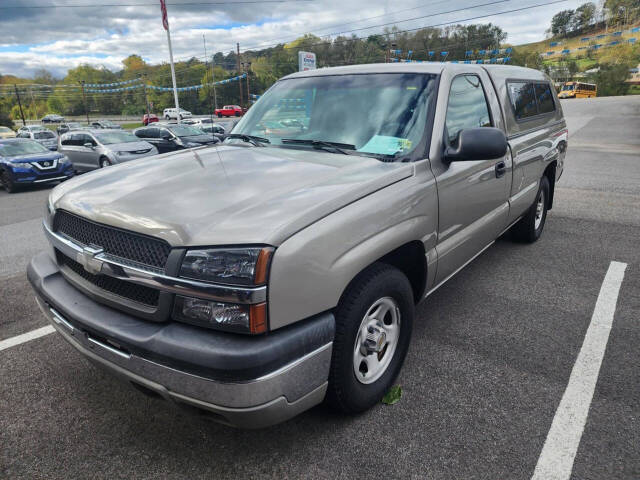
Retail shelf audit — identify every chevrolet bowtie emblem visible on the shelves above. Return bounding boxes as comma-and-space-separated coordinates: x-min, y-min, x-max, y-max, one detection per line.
79, 246, 104, 275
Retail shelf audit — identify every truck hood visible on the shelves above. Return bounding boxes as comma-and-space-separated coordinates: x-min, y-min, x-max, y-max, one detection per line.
50, 144, 414, 246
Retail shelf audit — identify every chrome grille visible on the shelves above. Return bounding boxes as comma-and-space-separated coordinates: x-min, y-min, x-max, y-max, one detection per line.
53, 210, 170, 270
58, 251, 160, 307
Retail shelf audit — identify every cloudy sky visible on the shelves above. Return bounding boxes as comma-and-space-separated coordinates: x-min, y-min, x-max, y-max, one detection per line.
0, 0, 586, 79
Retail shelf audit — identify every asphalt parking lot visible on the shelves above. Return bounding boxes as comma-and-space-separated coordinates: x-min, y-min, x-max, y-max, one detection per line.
1, 96, 639, 479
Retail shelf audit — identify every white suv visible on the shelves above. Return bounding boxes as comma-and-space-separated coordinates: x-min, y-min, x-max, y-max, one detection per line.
163, 108, 192, 120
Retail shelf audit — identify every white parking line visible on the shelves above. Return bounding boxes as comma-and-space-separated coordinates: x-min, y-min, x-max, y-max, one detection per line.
532, 261, 628, 480
0, 325, 55, 352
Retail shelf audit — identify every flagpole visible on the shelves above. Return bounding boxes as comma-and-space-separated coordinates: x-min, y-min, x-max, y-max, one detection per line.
160, 0, 181, 124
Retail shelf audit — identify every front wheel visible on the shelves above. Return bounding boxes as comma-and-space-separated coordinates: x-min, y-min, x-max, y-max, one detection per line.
100, 157, 112, 168
511, 175, 550, 243
1, 169, 18, 193
326, 263, 414, 413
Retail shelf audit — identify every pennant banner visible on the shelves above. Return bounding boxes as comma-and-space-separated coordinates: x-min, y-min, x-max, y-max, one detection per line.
86, 73, 247, 94
542, 37, 636, 57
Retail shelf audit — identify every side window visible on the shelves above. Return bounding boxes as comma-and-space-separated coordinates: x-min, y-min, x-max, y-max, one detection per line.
445, 74, 492, 144
147, 128, 159, 139
134, 128, 148, 138
61, 134, 72, 146
508, 82, 537, 120
535, 83, 555, 114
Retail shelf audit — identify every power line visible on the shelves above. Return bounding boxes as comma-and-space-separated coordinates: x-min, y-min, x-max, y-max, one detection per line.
240, 0, 570, 53
240, 0, 513, 52
0, 0, 313, 9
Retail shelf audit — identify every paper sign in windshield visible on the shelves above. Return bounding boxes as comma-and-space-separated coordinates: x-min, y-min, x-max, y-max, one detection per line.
358, 135, 411, 155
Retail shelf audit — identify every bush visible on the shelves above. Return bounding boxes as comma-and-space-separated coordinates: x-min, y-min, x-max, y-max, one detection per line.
0, 110, 14, 129
589, 63, 632, 96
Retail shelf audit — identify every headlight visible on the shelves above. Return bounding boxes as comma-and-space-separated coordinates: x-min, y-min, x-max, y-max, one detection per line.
10, 162, 32, 169
173, 296, 266, 334
59, 155, 70, 164
180, 247, 273, 286
116, 151, 129, 156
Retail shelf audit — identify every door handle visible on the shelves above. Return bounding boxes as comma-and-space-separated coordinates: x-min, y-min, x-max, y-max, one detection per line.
495, 161, 506, 178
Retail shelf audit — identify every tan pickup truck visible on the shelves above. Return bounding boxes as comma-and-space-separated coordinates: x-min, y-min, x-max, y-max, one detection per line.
29, 63, 567, 428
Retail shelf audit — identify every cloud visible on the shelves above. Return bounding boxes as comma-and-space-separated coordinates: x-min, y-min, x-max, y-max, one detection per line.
0, 0, 585, 78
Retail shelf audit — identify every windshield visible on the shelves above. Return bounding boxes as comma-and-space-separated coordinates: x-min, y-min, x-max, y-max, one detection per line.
167, 125, 202, 136
0, 127, 12, 133
561, 84, 575, 91
0, 141, 49, 156
34, 131, 55, 139
232, 73, 436, 160
94, 131, 138, 144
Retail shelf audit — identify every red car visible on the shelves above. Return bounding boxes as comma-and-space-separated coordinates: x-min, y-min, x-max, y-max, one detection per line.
214, 105, 245, 117
142, 113, 159, 126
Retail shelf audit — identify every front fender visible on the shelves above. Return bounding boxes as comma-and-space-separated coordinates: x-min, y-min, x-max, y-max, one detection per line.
268, 162, 438, 330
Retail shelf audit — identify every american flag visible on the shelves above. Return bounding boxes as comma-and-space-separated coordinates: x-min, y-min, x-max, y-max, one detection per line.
159, 0, 169, 30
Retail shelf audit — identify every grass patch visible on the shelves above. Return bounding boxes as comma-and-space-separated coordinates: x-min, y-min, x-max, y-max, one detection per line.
121, 122, 143, 130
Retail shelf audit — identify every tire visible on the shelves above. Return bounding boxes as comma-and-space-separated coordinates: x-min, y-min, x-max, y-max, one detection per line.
511, 175, 550, 243
326, 262, 414, 413
100, 157, 112, 168
1, 169, 18, 193
235, 112, 240, 117
165, 115, 170, 120
217, 113, 222, 118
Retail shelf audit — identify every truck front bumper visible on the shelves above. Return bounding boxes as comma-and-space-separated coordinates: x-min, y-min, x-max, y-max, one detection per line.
28, 252, 334, 428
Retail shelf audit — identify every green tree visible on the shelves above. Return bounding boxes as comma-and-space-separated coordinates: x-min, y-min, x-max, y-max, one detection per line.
574, 2, 596, 30
551, 9, 575, 36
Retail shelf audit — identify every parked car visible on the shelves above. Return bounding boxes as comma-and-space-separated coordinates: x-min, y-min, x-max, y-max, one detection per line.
163, 108, 192, 120
29, 64, 566, 428
90, 120, 122, 130
0, 126, 16, 139
57, 122, 85, 135
142, 113, 159, 126
198, 123, 225, 135
16, 129, 59, 150
42, 114, 64, 123
0, 138, 73, 192
18, 125, 48, 134
214, 105, 244, 117
133, 123, 218, 153
58, 129, 157, 172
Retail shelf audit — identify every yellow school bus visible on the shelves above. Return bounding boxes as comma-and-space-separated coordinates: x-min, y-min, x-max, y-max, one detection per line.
558, 81, 597, 99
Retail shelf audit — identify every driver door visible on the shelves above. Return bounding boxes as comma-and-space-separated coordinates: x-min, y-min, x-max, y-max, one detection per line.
432, 73, 511, 284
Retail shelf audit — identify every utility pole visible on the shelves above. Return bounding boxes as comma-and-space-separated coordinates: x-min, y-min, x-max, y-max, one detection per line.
13, 84, 26, 126
142, 74, 151, 121
203, 34, 215, 135
80, 80, 90, 124
237, 42, 243, 107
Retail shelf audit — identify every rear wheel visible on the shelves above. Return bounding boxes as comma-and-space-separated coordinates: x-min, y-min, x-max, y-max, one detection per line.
511, 175, 550, 243
1, 169, 18, 193
326, 263, 414, 413
235, 112, 240, 117
165, 115, 170, 120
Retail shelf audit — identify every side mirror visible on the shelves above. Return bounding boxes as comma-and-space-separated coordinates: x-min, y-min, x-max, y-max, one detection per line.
445, 127, 507, 162
83, 142, 94, 149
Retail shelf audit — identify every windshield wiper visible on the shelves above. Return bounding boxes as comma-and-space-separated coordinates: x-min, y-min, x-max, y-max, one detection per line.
281, 138, 355, 155
225, 133, 270, 146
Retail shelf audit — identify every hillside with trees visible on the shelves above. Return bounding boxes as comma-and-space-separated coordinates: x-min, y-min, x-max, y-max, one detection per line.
1, 0, 639, 126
